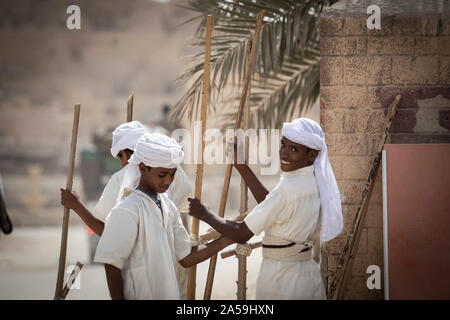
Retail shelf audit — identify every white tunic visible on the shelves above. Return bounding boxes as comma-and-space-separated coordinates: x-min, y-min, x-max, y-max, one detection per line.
94, 189, 192, 300
244, 165, 326, 300
92, 166, 127, 222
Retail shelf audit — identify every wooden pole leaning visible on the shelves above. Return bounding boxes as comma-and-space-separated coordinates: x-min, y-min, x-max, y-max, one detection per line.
203, 10, 265, 300
54, 104, 81, 300
187, 14, 212, 300
236, 42, 252, 300
329, 95, 401, 300
127, 93, 134, 122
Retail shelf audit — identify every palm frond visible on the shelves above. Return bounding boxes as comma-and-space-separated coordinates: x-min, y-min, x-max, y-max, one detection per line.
172, 0, 326, 129
217, 50, 320, 129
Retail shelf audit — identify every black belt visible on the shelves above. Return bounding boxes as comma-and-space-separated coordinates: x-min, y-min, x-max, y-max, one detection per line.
262, 242, 312, 253
262, 242, 296, 249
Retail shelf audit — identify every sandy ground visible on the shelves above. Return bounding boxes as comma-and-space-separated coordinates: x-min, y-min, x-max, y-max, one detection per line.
0, 223, 263, 300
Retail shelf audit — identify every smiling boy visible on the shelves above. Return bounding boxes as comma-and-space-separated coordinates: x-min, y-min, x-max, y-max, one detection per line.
94, 132, 234, 300
188, 118, 343, 299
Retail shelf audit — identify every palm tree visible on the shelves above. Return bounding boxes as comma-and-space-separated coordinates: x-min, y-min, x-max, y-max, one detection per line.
171, 0, 336, 129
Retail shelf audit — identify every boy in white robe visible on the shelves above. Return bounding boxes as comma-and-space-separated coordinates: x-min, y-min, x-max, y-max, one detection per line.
188, 117, 343, 299
94, 133, 234, 300
61, 121, 194, 298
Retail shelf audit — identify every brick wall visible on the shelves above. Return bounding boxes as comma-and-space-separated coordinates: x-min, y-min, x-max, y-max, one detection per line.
320, 0, 450, 299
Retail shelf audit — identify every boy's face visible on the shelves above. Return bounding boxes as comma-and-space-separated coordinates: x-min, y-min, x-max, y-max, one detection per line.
139, 163, 177, 194
117, 150, 132, 168
279, 136, 318, 172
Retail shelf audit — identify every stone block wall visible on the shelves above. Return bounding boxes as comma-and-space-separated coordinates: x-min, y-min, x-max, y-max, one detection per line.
320, 0, 450, 299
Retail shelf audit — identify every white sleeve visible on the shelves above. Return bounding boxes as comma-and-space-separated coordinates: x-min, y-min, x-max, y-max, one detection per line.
92, 174, 121, 222
94, 206, 138, 269
168, 200, 192, 261
244, 187, 287, 236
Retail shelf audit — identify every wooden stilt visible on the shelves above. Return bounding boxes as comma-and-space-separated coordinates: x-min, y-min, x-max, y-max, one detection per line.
54, 104, 81, 300
187, 14, 212, 300
203, 10, 265, 300
329, 95, 401, 300
237, 255, 247, 300
236, 42, 252, 301
127, 93, 134, 122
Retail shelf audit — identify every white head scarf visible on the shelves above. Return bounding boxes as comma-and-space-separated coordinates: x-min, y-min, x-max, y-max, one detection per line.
110, 121, 148, 158
282, 117, 343, 242
121, 132, 184, 192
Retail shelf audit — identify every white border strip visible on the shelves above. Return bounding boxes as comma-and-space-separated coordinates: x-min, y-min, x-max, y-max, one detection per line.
382, 149, 389, 300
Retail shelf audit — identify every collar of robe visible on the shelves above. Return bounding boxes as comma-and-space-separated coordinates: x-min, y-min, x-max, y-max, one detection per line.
281, 164, 314, 178
132, 189, 167, 227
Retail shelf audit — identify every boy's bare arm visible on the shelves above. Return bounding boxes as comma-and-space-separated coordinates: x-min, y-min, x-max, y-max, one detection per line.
229, 141, 268, 204
60, 189, 104, 235
105, 264, 125, 300
234, 164, 269, 203
178, 236, 235, 268
188, 198, 254, 244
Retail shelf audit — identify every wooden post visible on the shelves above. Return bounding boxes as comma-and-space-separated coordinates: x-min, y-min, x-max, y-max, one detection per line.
127, 93, 134, 122
237, 255, 247, 300
236, 42, 252, 301
329, 95, 401, 300
187, 14, 212, 300
203, 10, 265, 300
54, 104, 81, 299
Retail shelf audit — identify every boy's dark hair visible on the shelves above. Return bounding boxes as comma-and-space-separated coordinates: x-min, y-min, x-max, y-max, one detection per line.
117, 149, 134, 159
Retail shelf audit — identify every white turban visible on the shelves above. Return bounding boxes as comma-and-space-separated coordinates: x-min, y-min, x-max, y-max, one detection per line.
110, 121, 148, 158
121, 132, 185, 192
282, 118, 343, 242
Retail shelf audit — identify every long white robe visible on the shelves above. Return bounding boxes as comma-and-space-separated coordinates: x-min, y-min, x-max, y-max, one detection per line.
92, 165, 193, 299
244, 165, 326, 300
94, 189, 192, 300
92, 166, 127, 223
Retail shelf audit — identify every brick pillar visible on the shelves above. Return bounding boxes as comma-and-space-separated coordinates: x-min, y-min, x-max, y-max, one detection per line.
320, 0, 450, 299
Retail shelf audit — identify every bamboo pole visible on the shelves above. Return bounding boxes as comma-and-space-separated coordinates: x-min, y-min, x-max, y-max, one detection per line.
54, 104, 81, 299
329, 95, 401, 300
237, 255, 247, 300
187, 14, 212, 300
203, 10, 265, 300
127, 93, 134, 122
236, 42, 252, 301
